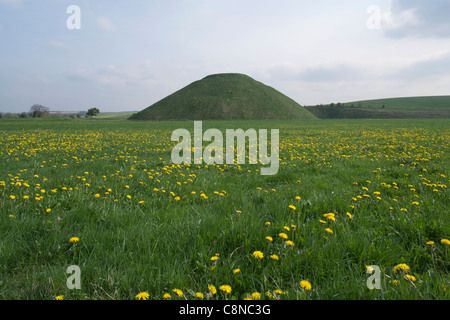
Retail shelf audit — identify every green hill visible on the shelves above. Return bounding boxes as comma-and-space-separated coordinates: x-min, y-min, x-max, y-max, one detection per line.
305, 96, 450, 119
129, 73, 316, 120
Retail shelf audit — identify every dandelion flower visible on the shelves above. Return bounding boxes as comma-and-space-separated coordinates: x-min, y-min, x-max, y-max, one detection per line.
172, 289, 183, 297
404, 275, 416, 282
325, 228, 333, 234
163, 293, 171, 299
441, 239, 450, 245
69, 237, 79, 243
286, 240, 295, 247
136, 292, 150, 300
270, 254, 279, 260
393, 263, 410, 274
253, 251, 264, 259
210, 256, 219, 262
289, 205, 296, 211
265, 236, 273, 242
9, 195, 16, 200
46, 208, 51, 213
233, 269, 240, 274
426, 241, 435, 245
300, 280, 312, 291
219, 285, 232, 294
196, 292, 204, 299
251, 292, 261, 300
208, 285, 217, 295
279, 233, 288, 239
55, 295, 64, 300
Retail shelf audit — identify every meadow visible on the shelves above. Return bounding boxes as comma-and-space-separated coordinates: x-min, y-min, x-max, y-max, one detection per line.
0, 118, 449, 300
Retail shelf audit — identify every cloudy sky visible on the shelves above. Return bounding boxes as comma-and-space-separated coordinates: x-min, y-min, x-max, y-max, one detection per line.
1, 0, 449, 113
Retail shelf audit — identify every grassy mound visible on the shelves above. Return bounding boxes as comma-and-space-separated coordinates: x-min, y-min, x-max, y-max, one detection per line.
129, 73, 316, 120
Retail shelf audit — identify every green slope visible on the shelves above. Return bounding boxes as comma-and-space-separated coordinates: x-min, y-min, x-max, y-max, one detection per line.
305, 96, 450, 119
348, 96, 450, 113
129, 73, 316, 120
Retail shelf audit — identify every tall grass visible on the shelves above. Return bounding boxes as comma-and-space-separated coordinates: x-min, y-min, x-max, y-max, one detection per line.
0, 118, 449, 300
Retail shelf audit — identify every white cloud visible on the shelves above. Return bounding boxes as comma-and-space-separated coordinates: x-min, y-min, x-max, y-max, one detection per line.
383, 0, 450, 38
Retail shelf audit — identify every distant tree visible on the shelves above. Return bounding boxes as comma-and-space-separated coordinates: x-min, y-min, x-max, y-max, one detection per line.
86, 107, 100, 118
5, 112, 18, 119
30, 104, 50, 118
0, 113, 2, 119
19, 112, 29, 118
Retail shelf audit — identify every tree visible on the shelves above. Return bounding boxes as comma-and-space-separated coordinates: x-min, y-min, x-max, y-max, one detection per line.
30, 104, 50, 118
86, 108, 100, 118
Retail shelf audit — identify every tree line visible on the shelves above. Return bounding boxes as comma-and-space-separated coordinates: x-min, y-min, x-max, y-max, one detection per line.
0, 105, 100, 119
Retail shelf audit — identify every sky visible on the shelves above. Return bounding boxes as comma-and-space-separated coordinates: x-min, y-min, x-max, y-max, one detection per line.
1, 0, 450, 113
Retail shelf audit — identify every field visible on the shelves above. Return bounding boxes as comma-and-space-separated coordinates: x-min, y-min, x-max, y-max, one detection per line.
305, 96, 450, 119
0, 117, 449, 300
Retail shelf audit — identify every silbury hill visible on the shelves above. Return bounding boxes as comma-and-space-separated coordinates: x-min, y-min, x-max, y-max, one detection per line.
129, 73, 316, 121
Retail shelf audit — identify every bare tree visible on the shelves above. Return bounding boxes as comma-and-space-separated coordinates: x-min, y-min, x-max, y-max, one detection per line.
30, 104, 50, 118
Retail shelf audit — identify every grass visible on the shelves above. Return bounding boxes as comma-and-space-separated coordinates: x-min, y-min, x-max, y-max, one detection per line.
0, 117, 449, 300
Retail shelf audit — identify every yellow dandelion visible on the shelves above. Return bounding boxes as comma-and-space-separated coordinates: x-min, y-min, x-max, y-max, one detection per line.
135, 292, 150, 300
300, 280, 312, 291
55, 295, 64, 300
441, 239, 450, 245
251, 292, 261, 300
325, 228, 333, 234
9, 195, 16, 200
253, 251, 264, 259
286, 240, 295, 247
279, 233, 288, 239
69, 237, 79, 243
210, 256, 219, 262
163, 293, 171, 299
265, 236, 273, 242
270, 254, 279, 260
46, 208, 51, 213
393, 263, 410, 274
208, 284, 217, 295
426, 241, 435, 245
289, 205, 296, 211
219, 285, 232, 294
196, 292, 204, 299
233, 269, 240, 274
404, 275, 416, 282
172, 289, 183, 297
